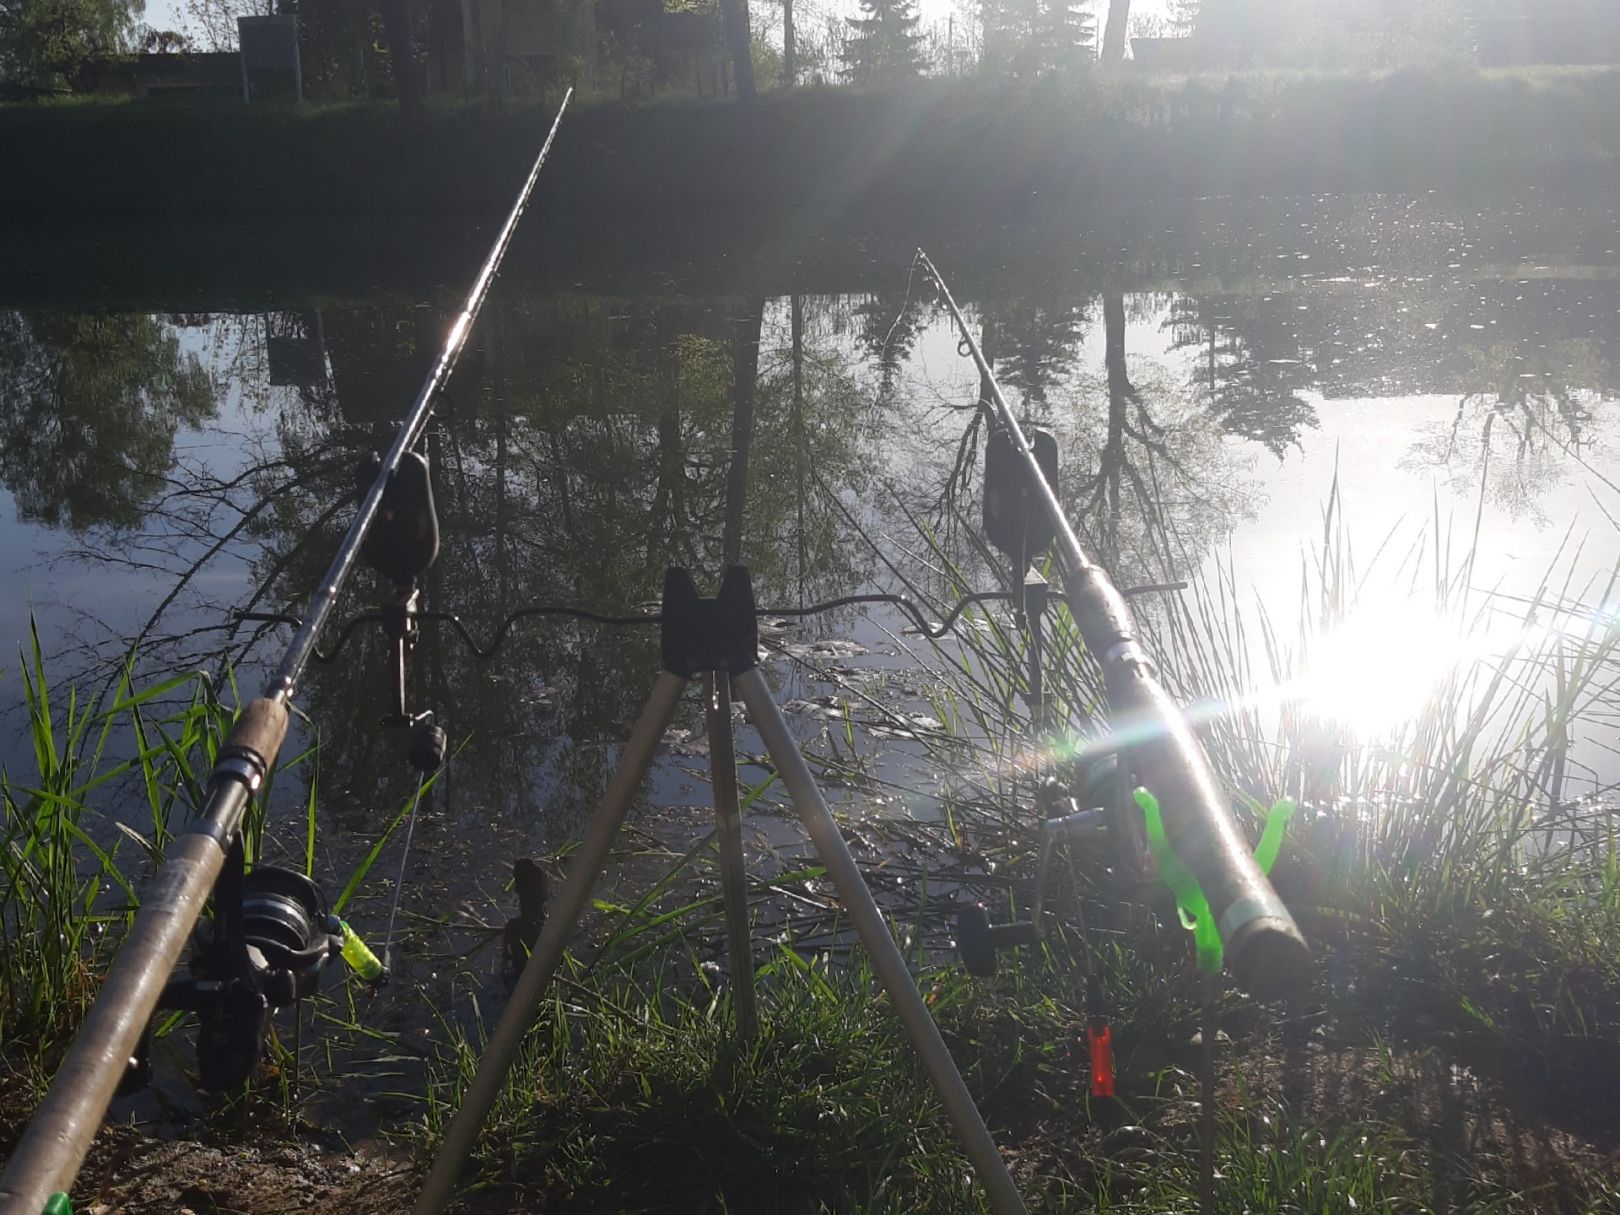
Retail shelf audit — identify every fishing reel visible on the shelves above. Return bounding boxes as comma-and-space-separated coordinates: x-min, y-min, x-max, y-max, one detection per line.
122, 855, 345, 1093
955, 752, 1143, 979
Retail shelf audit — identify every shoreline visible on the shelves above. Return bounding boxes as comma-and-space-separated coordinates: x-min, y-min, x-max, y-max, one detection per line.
4, 66, 1618, 225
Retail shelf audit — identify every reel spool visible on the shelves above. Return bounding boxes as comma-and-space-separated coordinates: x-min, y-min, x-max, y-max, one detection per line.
123, 864, 343, 1094
235, 867, 343, 1006
1052, 753, 1151, 885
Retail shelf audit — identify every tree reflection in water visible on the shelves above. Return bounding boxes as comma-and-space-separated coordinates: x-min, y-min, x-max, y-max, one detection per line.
0, 311, 216, 531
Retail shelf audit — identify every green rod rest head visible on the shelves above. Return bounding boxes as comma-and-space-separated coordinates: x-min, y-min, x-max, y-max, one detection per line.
1136, 789, 1296, 976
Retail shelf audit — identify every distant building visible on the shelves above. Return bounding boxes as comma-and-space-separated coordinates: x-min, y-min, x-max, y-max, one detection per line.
73, 52, 240, 98
1142, 0, 1620, 71
70, 16, 300, 100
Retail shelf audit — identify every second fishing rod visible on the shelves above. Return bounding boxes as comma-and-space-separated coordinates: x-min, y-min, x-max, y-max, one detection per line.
0, 90, 573, 1215
915, 249, 1311, 1002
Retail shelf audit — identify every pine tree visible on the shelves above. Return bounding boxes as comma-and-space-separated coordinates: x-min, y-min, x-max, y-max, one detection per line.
980, 0, 1094, 79
840, 0, 924, 86
1168, 0, 1200, 36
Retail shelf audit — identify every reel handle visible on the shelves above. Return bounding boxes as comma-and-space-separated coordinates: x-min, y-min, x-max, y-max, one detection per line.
956, 903, 1039, 978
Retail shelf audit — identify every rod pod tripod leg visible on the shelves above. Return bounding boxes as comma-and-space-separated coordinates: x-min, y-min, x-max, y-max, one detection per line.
734, 666, 1027, 1215
414, 568, 1026, 1215
705, 671, 758, 1041
412, 671, 686, 1215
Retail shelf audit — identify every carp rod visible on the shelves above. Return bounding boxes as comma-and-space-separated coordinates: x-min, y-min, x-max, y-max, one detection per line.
0, 90, 572, 1215
915, 250, 1311, 1001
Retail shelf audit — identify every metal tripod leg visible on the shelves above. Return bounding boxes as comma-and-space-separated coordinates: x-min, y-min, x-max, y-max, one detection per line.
734, 667, 1028, 1215
413, 671, 687, 1215
705, 671, 758, 1041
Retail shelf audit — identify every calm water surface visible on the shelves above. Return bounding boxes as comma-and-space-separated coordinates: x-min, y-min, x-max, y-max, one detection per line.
3, 190, 1617, 1131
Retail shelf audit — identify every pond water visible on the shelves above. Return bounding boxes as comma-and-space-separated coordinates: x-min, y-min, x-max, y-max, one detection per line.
3, 188, 1618, 1133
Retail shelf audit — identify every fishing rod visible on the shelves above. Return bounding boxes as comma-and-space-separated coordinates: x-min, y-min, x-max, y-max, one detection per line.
0, 90, 573, 1215
914, 250, 1312, 1001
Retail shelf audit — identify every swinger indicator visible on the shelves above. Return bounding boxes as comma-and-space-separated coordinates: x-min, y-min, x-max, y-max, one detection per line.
356, 449, 441, 587
982, 424, 1060, 561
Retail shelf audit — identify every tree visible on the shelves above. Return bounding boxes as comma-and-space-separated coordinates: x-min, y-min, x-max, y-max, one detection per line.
1099, 0, 1128, 61
781, 0, 795, 83
181, 0, 269, 51
292, 0, 383, 98
841, 0, 923, 85
720, 0, 755, 98
379, 0, 420, 113
0, 0, 139, 86
981, 0, 1093, 77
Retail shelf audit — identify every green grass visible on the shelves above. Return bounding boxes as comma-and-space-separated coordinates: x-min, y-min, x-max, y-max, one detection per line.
0, 632, 409, 1113
418, 940, 1600, 1213
0, 624, 233, 1071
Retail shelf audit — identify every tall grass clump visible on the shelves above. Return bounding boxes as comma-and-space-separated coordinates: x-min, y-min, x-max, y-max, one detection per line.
0, 631, 234, 1080
890, 480, 1620, 1065
1156, 501, 1620, 1057
421, 950, 988, 1213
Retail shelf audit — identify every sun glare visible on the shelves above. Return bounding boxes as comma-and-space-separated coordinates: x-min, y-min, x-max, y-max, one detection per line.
1290, 604, 1470, 741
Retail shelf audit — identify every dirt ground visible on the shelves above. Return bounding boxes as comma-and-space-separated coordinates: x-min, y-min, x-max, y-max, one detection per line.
8, 1026, 1619, 1213
2, 1122, 414, 1215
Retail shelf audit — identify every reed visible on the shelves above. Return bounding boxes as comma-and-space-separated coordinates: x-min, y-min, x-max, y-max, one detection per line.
1, 623, 229, 1072
887, 478, 1620, 1069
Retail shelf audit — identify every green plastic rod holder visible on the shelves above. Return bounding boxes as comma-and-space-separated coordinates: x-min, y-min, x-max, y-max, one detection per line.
1136, 789, 1296, 975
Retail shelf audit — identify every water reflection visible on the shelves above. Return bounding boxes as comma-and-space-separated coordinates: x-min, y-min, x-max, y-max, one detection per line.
1404, 340, 1602, 523
0, 311, 215, 529
1165, 293, 1320, 456
219, 293, 889, 842
5, 272, 1617, 744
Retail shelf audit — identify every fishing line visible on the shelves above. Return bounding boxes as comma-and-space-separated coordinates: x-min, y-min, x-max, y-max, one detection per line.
382, 769, 430, 979
876, 248, 927, 364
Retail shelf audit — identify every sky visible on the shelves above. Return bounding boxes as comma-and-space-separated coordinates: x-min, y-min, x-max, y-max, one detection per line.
142, 0, 1175, 44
